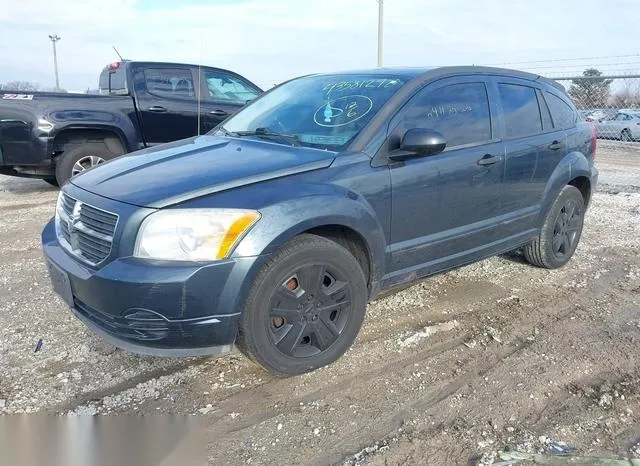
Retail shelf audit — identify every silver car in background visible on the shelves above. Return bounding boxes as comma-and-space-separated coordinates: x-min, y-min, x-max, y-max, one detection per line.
595, 110, 640, 141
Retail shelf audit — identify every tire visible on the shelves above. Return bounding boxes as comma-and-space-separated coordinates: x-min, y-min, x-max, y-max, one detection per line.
43, 178, 59, 187
55, 143, 119, 186
621, 129, 632, 142
236, 234, 368, 376
523, 185, 585, 269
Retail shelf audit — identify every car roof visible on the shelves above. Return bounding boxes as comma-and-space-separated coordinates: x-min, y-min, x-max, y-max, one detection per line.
311, 66, 565, 93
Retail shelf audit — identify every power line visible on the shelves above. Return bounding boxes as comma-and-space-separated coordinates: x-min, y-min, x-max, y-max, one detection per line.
485, 53, 640, 66
520, 61, 640, 71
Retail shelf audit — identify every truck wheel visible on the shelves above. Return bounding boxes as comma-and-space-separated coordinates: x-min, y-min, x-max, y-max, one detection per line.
523, 185, 585, 269
55, 143, 119, 186
236, 234, 367, 376
43, 178, 59, 187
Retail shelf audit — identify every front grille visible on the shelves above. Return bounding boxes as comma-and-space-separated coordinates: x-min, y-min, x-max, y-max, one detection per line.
57, 192, 118, 266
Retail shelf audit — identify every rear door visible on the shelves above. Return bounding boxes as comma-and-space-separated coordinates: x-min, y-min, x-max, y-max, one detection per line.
133, 65, 200, 144
491, 78, 561, 233
198, 68, 261, 133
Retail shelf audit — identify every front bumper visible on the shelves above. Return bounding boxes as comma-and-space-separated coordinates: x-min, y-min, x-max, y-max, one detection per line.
42, 220, 268, 357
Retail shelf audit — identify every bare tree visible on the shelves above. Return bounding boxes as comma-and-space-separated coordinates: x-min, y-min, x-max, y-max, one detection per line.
0, 81, 42, 91
609, 75, 640, 109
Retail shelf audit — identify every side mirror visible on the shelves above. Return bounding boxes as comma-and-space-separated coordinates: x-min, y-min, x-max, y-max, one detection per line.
388, 129, 447, 161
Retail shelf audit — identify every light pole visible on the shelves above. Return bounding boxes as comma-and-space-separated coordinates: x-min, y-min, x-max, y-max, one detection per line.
377, 0, 384, 67
48, 34, 61, 90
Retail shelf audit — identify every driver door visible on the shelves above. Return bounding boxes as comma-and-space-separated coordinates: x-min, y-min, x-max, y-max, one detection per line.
386, 76, 506, 279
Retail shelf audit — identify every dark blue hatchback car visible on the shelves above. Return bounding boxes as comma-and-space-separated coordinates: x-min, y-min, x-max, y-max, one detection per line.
42, 66, 598, 375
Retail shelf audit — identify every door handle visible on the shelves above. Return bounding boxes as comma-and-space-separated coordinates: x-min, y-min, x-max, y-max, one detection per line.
548, 140, 564, 150
147, 106, 167, 113
209, 109, 228, 117
477, 154, 502, 166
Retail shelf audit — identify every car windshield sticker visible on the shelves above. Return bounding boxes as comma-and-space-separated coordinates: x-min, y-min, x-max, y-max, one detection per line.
314, 95, 373, 127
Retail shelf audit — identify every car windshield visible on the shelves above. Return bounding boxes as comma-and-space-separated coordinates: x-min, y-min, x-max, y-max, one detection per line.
216, 74, 407, 150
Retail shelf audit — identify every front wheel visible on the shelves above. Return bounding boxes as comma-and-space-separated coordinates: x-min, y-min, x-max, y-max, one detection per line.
621, 129, 632, 142
236, 234, 367, 376
523, 185, 585, 269
55, 143, 120, 185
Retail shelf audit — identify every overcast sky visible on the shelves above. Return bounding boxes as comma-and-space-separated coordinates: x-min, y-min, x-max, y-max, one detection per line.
1, 0, 639, 91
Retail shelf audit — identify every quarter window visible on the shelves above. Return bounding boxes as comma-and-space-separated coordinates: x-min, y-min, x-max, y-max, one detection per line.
498, 84, 542, 138
403, 82, 492, 147
143, 68, 196, 100
544, 92, 576, 129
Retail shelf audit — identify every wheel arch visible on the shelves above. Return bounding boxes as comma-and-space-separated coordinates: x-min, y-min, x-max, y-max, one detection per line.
52, 127, 128, 158
537, 151, 592, 225
233, 197, 388, 300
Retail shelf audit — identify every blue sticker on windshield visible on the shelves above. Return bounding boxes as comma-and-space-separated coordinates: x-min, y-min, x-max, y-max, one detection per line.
314, 95, 373, 127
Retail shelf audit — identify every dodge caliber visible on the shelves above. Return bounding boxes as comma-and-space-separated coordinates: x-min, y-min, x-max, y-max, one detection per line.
42, 67, 598, 376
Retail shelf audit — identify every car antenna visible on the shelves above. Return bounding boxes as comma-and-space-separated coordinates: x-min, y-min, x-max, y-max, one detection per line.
197, 37, 203, 137
112, 46, 125, 61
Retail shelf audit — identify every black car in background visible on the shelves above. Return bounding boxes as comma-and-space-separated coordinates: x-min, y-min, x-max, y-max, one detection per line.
0, 61, 262, 185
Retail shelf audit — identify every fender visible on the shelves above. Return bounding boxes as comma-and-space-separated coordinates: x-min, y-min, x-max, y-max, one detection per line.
234, 191, 387, 280
221, 193, 387, 311
45, 106, 142, 152
537, 150, 592, 226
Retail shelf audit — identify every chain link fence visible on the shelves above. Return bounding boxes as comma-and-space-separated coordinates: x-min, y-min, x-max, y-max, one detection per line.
553, 73, 640, 146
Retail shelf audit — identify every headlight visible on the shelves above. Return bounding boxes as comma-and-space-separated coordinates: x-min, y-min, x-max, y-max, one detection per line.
134, 209, 260, 261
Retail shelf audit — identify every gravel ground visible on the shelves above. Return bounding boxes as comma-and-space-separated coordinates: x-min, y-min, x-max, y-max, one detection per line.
0, 142, 639, 465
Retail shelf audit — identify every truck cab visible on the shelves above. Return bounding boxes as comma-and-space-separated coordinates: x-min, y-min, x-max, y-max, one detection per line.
0, 61, 262, 185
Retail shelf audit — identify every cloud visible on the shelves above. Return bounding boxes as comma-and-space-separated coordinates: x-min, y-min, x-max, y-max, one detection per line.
0, 0, 638, 91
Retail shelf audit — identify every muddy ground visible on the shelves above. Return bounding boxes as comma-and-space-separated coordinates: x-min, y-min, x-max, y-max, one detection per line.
0, 141, 639, 465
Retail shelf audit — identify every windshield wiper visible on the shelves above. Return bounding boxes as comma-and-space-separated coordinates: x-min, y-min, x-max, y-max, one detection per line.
229, 127, 301, 147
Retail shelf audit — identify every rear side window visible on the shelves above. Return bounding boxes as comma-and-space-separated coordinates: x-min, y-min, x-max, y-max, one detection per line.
98, 67, 127, 95
204, 70, 260, 104
498, 84, 542, 138
143, 68, 196, 100
544, 92, 576, 129
403, 82, 492, 147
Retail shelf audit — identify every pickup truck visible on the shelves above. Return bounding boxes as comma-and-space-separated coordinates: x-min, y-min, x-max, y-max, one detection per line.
0, 61, 262, 185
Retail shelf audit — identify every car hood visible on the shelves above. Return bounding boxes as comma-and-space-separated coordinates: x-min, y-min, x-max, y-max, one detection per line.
71, 135, 336, 208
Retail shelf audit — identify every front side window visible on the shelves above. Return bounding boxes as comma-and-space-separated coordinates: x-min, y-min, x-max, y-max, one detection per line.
143, 68, 195, 100
205, 71, 260, 104
402, 82, 492, 147
219, 74, 407, 150
498, 84, 542, 138
544, 92, 576, 129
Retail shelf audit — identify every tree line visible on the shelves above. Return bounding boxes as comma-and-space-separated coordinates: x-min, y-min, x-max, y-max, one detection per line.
0, 81, 65, 92
568, 68, 640, 109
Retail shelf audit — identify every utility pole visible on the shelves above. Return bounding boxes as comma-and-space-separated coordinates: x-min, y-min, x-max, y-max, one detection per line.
377, 0, 384, 67
48, 34, 61, 90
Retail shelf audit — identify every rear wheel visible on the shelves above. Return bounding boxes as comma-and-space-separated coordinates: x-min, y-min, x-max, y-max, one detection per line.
621, 129, 632, 142
523, 185, 585, 269
236, 234, 367, 376
55, 142, 120, 185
